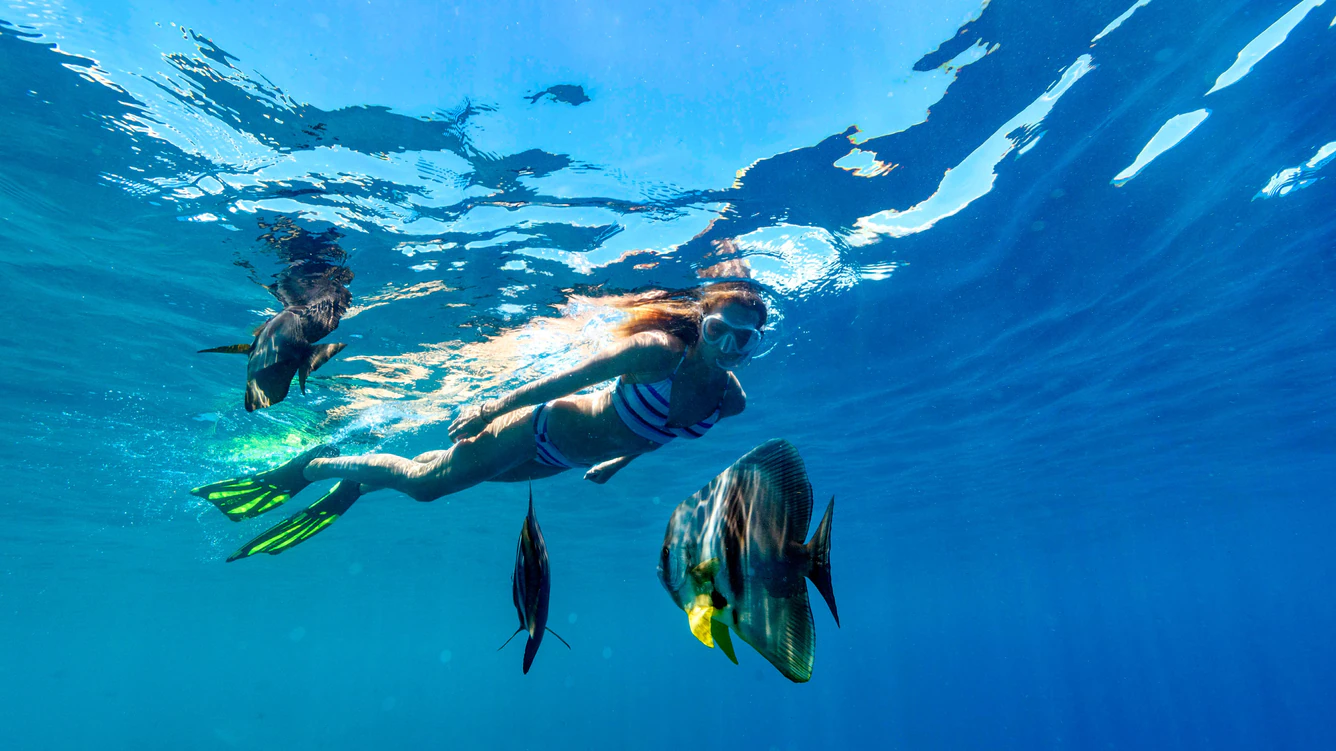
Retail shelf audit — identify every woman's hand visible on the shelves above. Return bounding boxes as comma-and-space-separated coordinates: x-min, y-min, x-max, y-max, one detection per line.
584, 456, 631, 484
583, 461, 619, 484
449, 401, 497, 442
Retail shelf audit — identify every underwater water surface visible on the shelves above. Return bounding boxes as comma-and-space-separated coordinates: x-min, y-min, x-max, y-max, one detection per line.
2, 0, 1335, 749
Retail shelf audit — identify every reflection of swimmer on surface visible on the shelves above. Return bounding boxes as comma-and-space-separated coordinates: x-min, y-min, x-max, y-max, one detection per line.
195, 275, 769, 560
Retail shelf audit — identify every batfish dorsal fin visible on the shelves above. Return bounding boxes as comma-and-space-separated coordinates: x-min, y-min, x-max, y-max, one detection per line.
729, 439, 813, 543
732, 590, 815, 683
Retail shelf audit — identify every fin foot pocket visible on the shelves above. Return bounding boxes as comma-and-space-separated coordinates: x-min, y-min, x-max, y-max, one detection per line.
190, 444, 339, 521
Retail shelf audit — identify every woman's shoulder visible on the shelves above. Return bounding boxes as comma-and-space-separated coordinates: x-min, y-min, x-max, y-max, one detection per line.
623, 330, 687, 357
616, 331, 684, 377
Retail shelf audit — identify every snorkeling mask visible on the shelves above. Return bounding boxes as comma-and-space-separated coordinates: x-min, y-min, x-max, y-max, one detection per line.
701, 312, 763, 365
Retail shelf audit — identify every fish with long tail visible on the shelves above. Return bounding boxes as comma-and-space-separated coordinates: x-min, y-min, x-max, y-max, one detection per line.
657, 438, 837, 683
499, 486, 570, 673
200, 221, 352, 411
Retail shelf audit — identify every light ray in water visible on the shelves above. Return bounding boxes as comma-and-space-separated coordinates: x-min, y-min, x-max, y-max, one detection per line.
1111, 110, 1211, 187
1206, 0, 1329, 95
1092, 0, 1155, 44
733, 225, 858, 296
324, 300, 623, 434
849, 55, 1094, 245
1254, 142, 1336, 199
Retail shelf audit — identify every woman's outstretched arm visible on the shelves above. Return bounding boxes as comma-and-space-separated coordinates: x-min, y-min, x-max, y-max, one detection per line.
448, 332, 677, 441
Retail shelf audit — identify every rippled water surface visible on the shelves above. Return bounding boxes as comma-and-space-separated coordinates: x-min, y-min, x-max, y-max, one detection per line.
3, 1, 1334, 749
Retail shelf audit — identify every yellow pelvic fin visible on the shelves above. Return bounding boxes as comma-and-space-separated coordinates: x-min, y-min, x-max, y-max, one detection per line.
688, 594, 716, 648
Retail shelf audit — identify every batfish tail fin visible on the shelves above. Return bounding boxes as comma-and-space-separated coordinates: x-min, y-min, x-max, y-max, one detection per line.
298, 342, 347, 394
807, 497, 838, 627
199, 343, 252, 354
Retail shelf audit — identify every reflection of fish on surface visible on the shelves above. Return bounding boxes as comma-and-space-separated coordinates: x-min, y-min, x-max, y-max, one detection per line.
525, 84, 591, 106
200, 222, 353, 411
658, 439, 837, 683
499, 486, 570, 673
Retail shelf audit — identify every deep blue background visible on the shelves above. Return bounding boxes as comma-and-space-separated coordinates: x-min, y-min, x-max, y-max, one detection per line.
2, 1, 1334, 749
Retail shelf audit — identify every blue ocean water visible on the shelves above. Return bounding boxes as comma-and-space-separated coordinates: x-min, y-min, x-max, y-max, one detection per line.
2, 0, 1335, 748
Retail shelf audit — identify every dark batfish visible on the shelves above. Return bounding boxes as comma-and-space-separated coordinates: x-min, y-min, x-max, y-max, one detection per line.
657, 439, 837, 683
499, 487, 570, 673
201, 223, 352, 411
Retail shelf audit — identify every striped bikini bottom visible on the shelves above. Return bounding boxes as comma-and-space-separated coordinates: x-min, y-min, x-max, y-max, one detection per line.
532, 402, 591, 470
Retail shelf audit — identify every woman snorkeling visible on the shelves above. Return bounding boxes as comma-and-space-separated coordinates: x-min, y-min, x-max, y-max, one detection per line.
192, 280, 768, 561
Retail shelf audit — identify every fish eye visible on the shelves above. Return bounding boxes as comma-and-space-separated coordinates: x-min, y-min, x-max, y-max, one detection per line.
658, 544, 678, 590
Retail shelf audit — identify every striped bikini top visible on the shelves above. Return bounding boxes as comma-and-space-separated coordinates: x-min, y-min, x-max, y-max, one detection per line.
611, 355, 723, 445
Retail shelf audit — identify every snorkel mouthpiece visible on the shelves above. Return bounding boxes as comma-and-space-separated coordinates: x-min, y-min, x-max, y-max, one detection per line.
715, 352, 752, 371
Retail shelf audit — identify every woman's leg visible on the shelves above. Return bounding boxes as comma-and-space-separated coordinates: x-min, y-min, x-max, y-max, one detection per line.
303, 409, 542, 501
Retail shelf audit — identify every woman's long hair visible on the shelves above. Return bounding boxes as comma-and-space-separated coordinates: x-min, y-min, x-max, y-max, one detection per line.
610, 279, 767, 346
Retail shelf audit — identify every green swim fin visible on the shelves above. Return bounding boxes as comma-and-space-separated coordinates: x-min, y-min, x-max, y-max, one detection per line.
227, 480, 362, 562
191, 444, 339, 521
